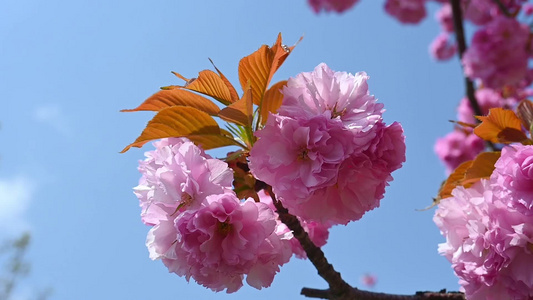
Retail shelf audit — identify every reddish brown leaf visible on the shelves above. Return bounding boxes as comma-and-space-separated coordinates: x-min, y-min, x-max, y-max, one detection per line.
218, 85, 254, 127
209, 58, 239, 103
120, 89, 220, 115
121, 106, 241, 153
238, 33, 301, 106
181, 70, 234, 105
260, 80, 287, 125
474, 108, 525, 143
438, 160, 473, 201
463, 152, 500, 184
516, 99, 533, 135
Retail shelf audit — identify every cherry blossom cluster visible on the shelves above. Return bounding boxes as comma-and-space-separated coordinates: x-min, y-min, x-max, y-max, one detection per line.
135, 138, 293, 292
434, 144, 533, 299
249, 63, 406, 225
133, 64, 405, 292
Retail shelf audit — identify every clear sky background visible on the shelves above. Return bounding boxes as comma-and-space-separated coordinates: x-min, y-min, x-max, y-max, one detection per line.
1, 0, 471, 299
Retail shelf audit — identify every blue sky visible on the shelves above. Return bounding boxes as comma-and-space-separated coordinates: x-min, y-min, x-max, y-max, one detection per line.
1, 0, 469, 299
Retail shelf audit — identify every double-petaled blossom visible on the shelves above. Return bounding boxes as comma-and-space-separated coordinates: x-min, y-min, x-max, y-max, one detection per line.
308, 0, 359, 13
147, 193, 292, 293
134, 138, 234, 225
384, 0, 426, 24
434, 130, 485, 174
250, 63, 405, 225
435, 145, 533, 299
456, 88, 519, 125
491, 144, 533, 216
462, 17, 530, 90
429, 32, 457, 61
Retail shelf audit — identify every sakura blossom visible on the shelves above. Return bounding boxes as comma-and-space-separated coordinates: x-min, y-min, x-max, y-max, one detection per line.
429, 32, 457, 61
250, 64, 405, 225
435, 146, 533, 299
462, 17, 530, 90
384, 0, 426, 24
434, 130, 485, 174
491, 144, 533, 216
308, 0, 359, 13
134, 138, 233, 225
149, 193, 292, 293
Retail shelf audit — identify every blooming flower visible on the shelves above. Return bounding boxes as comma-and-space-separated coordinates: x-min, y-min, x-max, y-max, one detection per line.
491, 144, 533, 215
434, 131, 485, 174
429, 32, 457, 61
462, 17, 530, 89
384, 0, 427, 24
249, 114, 353, 202
435, 3, 453, 33
134, 138, 233, 225
148, 193, 292, 293
307, 0, 359, 13
250, 64, 404, 225
435, 146, 533, 299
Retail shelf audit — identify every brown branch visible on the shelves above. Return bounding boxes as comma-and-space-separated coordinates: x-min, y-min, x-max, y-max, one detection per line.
490, 0, 511, 17
450, 0, 482, 118
266, 186, 464, 300
450, 0, 497, 151
301, 288, 465, 300
266, 186, 352, 298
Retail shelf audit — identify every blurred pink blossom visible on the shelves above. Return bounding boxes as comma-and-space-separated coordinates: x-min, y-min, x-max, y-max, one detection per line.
462, 17, 530, 89
434, 131, 485, 174
429, 32, 457, 61
308, 0, 359, 13
361, 273, 377, 288
384, 0, 427, 24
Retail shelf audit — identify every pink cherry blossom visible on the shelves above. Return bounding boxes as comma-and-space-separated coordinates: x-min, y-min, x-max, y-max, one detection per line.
429, 32, 457, 61
279, 63, 383, 146
524, 3, 533, 15
134, 138, 233, 225
384, 0, 427, 24
435, 3, 453, 33
249, 114, 353, 202
148, 193, 292, 293
308, 0, 359, 13
434, 131, 485, 174
462, 17, 530, 89
287, 153, 393, 225
361, 273, 377, 288
491, 144, 533, 215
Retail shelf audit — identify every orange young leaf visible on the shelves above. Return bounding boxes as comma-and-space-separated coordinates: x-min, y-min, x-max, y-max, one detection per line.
179, 70, 234, 105
474, 108, 526, 143
218, 85, 254, 127
463, 151, 500, 184
260, 80, 287, 125
120, 89, 220, 116
121, 106, 241, 153
238, 33, 301, 106
208, 58, 239, 103
438, 160, 474, 201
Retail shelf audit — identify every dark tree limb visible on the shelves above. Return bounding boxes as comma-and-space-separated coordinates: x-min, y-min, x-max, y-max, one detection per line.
450, 0, 482, 118
266, 186, 465, 300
